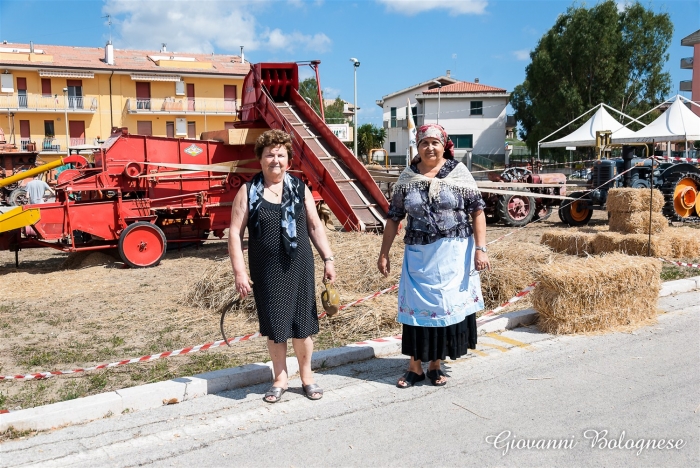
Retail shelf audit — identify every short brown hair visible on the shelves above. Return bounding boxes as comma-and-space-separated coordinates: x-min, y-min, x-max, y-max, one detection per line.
254, 129, 294, 160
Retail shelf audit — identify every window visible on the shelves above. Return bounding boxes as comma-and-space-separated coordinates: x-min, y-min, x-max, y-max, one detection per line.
166, 121, 175, 138
451, 134, 473, 149
224, 85, 237, 112
390, 107, 397, 128
389, 142, 396, 153
67, 79, 83, 109
135, 82, 151, 110
412, 106, 418, 125
17, 78, 27, 108
470, 101, 483, 116
41, 78, 52, 97
137, 121, 153, 136
44, 120, 55, 137
187, 121, 196, 139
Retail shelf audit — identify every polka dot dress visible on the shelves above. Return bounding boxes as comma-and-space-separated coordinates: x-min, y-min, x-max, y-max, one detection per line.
247, 192, 319, 343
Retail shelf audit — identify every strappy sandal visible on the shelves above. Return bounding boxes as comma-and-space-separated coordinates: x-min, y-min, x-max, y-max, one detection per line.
397, 371, 425, 388
302, 383, 323, 400
427, 369, 448, 386
263, 386, 286, 403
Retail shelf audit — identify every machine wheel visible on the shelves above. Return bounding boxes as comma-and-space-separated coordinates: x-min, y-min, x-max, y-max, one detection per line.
559, 191, 593, 227
118, 222, 167, 268
533, 205, 553, 222
671, 173, 700, 219
496, 191, 535, 227
8, 188, 29, 206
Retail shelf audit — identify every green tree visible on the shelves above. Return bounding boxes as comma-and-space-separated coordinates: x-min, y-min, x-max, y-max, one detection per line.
298, 78, 347, 124
357, 123, 387, 160
511, 0, 672, 153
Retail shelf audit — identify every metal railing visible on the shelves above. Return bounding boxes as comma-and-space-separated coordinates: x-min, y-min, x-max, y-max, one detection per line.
126, 97, 239, 114
19, 137, 31, 150
0, 94, 98, 112
42, 138, 62, 152
70, 138, 86, 147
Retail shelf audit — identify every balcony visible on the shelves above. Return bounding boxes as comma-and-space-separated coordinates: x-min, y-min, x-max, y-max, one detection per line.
125, 97, 239, 115
0, 93, 98, 113
680, 57, 693, 70
680, 80, 692, 92
41, 137, 63, 152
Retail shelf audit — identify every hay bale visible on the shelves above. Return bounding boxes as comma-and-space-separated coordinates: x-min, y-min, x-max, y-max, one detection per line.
540, 230, 596, 256
608, 211, 668, 234
606, 188, 665, 213
533, 253, 661, 334
665, 227, 700, 259
591, 232, 673, 257
480, 242, 558, 310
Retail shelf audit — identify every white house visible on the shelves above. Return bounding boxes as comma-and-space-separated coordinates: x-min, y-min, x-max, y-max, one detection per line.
376, 73, 509, 165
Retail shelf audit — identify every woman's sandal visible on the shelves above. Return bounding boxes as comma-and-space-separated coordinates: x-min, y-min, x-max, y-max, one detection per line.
302, 383, 323, 400
263, 386, 287, 403
396, 371, 425, 388
427, 369, 448, 386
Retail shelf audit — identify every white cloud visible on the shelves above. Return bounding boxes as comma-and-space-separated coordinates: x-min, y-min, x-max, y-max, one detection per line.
377, 0, 487, 16
103, 0, 331, 54
323, 87, 341, 98
512, 49, 530, 61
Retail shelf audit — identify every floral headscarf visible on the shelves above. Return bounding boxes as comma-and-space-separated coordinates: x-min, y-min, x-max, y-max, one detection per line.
416, 124, 454, 159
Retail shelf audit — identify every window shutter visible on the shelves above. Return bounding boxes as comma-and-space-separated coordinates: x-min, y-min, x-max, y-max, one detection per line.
1, 74, 14, 92
175, 81, 185, 95
176, 118, 187, 135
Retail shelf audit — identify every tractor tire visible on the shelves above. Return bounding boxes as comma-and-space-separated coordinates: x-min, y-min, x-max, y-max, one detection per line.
118, 222, 167, 268
8, 188, 29, 206
496, 191, 535, 227
559, 191, 593, 227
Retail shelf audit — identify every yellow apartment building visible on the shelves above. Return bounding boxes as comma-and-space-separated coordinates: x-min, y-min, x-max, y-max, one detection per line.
0, 41, 250, 162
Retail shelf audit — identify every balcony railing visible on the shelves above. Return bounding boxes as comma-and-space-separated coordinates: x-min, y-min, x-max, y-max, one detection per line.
42, 137, 62, 152
680, 80, 692, 92
70, 138, 86, 147
0, 94, 98, 112
681, 57, 693, 70
19, 137, 31, 150
126, 97, 239, 114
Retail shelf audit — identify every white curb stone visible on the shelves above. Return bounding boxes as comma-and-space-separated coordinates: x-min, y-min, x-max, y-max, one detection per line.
0, 392, 122, 432
659, 278, 698, 297
477, 308, 538, 335
193, 362, 272, 394
117, 377, 208, 412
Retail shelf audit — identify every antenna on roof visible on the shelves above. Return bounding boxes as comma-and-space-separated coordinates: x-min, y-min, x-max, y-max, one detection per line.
102, 14, 112, 43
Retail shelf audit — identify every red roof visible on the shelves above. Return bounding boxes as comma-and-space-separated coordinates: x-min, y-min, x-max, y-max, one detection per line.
423, 81, 506, 94
0, 42, 250, 76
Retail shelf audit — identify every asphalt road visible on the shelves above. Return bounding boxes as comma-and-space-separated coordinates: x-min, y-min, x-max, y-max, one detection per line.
1, 292, 698, 467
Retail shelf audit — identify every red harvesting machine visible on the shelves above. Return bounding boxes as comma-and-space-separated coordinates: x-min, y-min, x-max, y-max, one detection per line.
0, 62, 388, 267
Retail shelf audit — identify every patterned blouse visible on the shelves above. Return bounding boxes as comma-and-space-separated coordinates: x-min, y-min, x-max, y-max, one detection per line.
387, 159, 485, 245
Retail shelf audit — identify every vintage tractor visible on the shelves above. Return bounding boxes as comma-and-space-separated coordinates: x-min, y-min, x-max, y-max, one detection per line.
483, 166, 568, 226
558, 146, 700, 226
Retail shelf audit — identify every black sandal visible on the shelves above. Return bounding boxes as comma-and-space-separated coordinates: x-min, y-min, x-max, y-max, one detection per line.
397, 371, 425, 388
427, 369, 448, 386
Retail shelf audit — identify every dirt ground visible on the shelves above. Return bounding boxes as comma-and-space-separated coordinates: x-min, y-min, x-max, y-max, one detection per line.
0, 210, 697, 413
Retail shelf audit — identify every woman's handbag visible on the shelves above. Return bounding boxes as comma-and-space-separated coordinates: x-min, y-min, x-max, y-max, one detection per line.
321, 281, 340, 317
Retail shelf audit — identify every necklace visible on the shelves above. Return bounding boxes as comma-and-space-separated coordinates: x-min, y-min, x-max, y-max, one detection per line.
265, 185, 281, 197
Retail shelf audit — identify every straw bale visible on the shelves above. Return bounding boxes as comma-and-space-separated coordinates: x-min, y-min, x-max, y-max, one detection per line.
480, 241, 559, 310
533, 253, 661, 334
608, 211, 668, 234
606, 188, 665, 213
540, 230, 596, 256
591, 232, 673, 257
665, 227, 700, 259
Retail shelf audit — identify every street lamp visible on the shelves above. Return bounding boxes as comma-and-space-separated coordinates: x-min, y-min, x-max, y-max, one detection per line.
431, 80, 442, 124
350, 57, 360, 157
62, 87, 69, 152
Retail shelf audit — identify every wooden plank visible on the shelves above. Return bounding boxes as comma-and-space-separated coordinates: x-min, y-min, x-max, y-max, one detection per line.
200, 128, 266, 145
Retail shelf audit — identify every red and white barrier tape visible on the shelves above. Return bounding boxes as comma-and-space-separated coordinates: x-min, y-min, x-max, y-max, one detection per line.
476, 282, 538, 324
659, 258, 700, 269
0, 285, 400, 382
349, 335, 403, 347
654, 156, 699, 163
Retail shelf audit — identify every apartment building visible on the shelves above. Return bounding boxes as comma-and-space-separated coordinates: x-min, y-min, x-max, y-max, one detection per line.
680, 29, 700, 117
0, 41, 249, 161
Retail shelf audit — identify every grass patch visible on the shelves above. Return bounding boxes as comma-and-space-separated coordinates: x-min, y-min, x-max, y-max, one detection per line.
661, 263, 699, 281
0, 426, 36, 441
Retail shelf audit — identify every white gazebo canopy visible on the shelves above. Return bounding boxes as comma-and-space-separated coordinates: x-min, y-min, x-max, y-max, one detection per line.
612, 95, 700, 144
539, 104, 638, 149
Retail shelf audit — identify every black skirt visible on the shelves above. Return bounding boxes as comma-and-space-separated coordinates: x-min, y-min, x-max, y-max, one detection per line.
401, 314, 477, 362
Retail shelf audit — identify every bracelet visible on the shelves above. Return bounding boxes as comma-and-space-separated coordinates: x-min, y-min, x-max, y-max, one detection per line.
323, 256, 335, 262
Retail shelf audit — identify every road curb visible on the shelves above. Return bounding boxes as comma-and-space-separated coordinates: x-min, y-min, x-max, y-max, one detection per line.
2, 276, 698, 433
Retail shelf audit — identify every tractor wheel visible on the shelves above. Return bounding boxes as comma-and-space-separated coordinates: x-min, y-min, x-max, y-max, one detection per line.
8, 188, 29, 206
559, 191, 593, 227
118, 222, 167, 268
496, 192, 535, 227
533, 205, 553, 222
671, 173, 700, 219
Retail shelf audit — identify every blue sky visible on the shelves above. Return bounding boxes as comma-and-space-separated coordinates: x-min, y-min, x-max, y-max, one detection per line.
0, 0, 697, 127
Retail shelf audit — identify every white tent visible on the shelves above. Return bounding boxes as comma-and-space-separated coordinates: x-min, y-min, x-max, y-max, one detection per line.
540, 104, 637, 148
612, 95, 700, 143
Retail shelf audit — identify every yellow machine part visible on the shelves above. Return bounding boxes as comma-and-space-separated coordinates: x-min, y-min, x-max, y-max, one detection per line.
0, 206, 41, 233
673, 177, 698, 219
0, 157, 66, 190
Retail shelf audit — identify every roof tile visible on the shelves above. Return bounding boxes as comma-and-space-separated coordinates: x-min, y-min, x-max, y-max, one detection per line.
423, 81, 506, 94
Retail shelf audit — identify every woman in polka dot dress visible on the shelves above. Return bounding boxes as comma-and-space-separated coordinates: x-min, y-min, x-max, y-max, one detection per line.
229, 129, 336, 403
